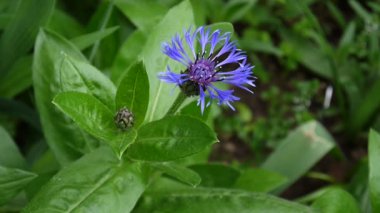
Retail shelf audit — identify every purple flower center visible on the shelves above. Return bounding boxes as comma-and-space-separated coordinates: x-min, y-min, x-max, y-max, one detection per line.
189, 59, 216, 85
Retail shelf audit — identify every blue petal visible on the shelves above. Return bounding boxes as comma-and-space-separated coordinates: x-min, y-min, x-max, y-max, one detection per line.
209, 30, 221, 56
208, 86, 240, 110
184, 27, 197, 58
158, 67, 189, 85
198, 85, 206, 114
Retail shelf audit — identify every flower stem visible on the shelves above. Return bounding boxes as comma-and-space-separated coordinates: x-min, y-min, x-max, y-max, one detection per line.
166, 92, 187, 116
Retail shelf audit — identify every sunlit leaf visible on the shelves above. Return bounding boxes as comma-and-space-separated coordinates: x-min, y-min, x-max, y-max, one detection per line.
24, 147, 149, 212
127, 116, 217, 161
133, 188, 313, 213
262, 121, 335, 193
369, 129, 380, 212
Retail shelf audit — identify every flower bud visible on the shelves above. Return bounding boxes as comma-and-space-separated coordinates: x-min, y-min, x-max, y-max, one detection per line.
114, 107, 134, 130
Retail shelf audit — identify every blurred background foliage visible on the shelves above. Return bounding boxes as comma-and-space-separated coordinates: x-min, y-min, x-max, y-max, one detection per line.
0, 0, 380, 212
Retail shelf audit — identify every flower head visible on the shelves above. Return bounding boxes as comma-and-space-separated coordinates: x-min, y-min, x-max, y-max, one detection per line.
158, 26, 255, 113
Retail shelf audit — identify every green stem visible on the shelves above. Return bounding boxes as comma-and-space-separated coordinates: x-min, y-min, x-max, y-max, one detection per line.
165, 92, 187, 116
89, 0, 114, 62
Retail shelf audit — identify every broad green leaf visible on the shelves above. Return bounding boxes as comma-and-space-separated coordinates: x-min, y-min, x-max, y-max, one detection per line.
234, 168, 288, 193
312, 187, 360, 213
174, 146, 212, 166
0, 56, 32, 98
189, 164, 240, 187
190, 0, 206, 26
111, 30, 147, 85
0, 0, 54, 75
114, 0, 175, 31
53, 92, 137, 158
145, 176, 190, 194
0, 126, 25, 168
142, 0, 195, 122
23, 147, 150, 213
115, 62, 149, 127
262, 121, 335, 192
33, 28, 95, 165
71, 26, 119, 51
58, 55, 116, 110
153, 162, 201, 187
369, 129, 380, 212
133, 188, 313, 213
0, 166, 37, 205
127, 115, 217, 161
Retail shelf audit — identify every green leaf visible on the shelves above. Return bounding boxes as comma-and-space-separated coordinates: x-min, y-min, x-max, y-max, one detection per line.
127, 116, 217, 161
0, 14, 12, 30
206, 22, 234, 35
180, 101, 211, 122
338, 21, 356, 50
234, 168, 288, 193
46, 9, 84, 39
348, 81, 380, 134
58, 55, 116, 110
133, 188, 313, 213
262, 121, 335, 192
142, 0, 195, 122
33, 28, 96, 165
0, 0, 54, 75
241, 40, 283, 57
281, 31, 332, 80
71, 26, 119, 51
53, 92, 137, 158
0, 166, 37, 206
23, 147, 150, 213
153, 162, 201, 187
111, 30, 147, 85
189, 164, 240, 187
349, 0, 372, 22
369, 129, 380, 212
347, 158, 371, 213
312, 187, 360, 213
114, 0, 175, 31
222, 0, 257, 22
0, 56, 32, 98
0, 126, 25, 168
115, 62, 149, 127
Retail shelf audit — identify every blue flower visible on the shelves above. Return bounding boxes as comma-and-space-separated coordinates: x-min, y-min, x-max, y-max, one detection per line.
158, 26, 255, 113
